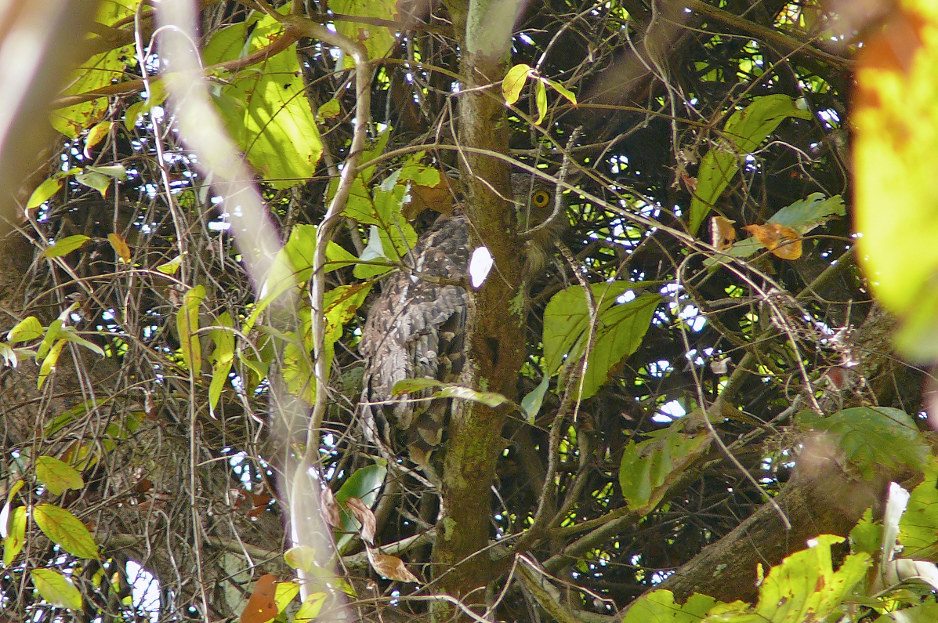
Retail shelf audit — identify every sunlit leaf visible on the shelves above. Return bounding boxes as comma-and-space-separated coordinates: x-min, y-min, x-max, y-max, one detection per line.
26, 177, 63, 211
50, 2, 137, 137
3, 506, 26, 566
330, 0, 398, 68
203, 13, 322, 189
31, 568, 82, 611
8, 316, 43, 343
176, 284, 205, 373
502, 63, 532, 105
544, 77, 577, 106
44, 235, 90, 258
544, 283, 660, 399
35, 456, 83, 496
295, 592, 328, 622
33, 503, 99, 559
706, 535, 870, 623
534, 79, 547, 124
208, 312, 235, 414
156, 256, 182, 275
853, 7, 938, 361
621, 590, 714, 623
84, 121, 112, 156
38, 339, 66, 389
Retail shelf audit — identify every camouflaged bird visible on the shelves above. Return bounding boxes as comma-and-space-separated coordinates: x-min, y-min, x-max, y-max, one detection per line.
358, 174, 565, 465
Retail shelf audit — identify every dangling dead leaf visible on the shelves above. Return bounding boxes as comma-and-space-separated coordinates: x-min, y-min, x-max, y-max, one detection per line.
107, 232, 131, 263
366, 547, 421, 583
321, 486, 341, 528
742, 223, 802, 260
240, 574, 278, 623
345, 496, 376, 545
403, 182, 453, 220
710, 216, 736, 250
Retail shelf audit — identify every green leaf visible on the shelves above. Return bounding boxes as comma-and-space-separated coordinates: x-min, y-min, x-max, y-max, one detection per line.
31, 568, 83, 611
38, 339, 66, 390
503, 63, 532, 105
35, 456, 84, 496
8, 316, 43, 343
275, 581, 300, 612
208, 312, 235, 414
3, 506, 26, 566
60, 327, 105, 357
203, 13, 322, 189
521, 375, 550, 423
330, 0, 398, 67
176, 284, 206, 373
295, 592, 328, 622
74, 170, 111, 197
710, 535, 870, 623
391, 378, 512, 409
50, 2, 137, 137
284, 545, 318, 572
333, 462, 387, 552
316, 98, 341, 122
26, 177, 63, 211
32, 503, 99, 559
43, 235, 90, 258
618, 424, 711, 512
156, 256, 182, 275
544, 283, 660, 399
621, 590, 715, 623
797, 407, 928, 480
544, 77, 577, 106
899, 459, 938, 558
534, 79, 547, 124
688, 95, 812, 235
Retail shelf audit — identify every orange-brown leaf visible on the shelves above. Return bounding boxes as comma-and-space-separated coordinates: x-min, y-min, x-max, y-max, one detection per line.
710, 216, 736, 250
321, 486, 341, 528
107, 233, 131, 263
742, 223, 802, 260
241, 574, 278, 623
366, 548, 421, 583
345, 496, 376, 544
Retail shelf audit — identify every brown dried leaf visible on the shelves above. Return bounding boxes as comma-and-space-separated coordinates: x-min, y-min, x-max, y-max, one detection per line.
240, 574, 278, 623
742, 222, 802, 260
321, 486, 341, 528
366, 547, 421, 583
710, 215, 736, 250
345, 496, 376, 544
403, 182, 453, 220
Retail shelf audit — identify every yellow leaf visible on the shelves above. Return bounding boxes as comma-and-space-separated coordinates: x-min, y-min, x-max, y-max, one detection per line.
107, 232, 131, 263
502, 63, 532, 105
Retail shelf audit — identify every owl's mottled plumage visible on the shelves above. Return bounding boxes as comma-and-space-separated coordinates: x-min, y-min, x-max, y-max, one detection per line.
359, 176, 564, 464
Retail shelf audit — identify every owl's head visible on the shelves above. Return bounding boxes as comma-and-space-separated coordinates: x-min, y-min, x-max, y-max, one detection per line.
510, 173, 567, 275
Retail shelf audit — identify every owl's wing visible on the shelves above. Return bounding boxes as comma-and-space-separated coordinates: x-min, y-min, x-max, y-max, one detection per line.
359, 214, 470, 463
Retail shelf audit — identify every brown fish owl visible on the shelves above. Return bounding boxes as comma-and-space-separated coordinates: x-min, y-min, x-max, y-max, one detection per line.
358, 174, 565, 465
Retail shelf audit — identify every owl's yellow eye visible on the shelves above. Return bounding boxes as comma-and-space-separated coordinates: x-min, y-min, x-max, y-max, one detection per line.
532, 190, 551, 209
